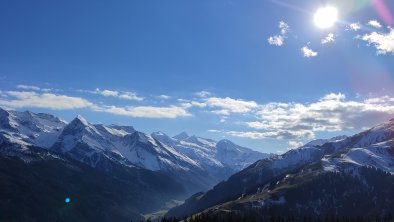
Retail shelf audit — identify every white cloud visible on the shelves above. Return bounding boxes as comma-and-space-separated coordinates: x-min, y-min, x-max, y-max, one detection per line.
0, 91, 93, 110
118, 92, 144, 101
224, 130, 314, 140
16, 85, 41, 91
321, 92, 346, 101
16, 85, 52, 92
301, 46, 318, 57
94, 105, 190, 119
158, 95, 171, 100
181, 101, 207, 108
207, 129, 221, 133
195, 91, 211, 98
0, 89, 191, 119
367, 20, 382, 28
279, 21, 290, 35
361, 28, 394, 55
268, 35, 284, 46
321, 33, 335, 45
205, 97, 258, 114
93, 88, 144, 101
288, 140, 303, 148
244, 93, 394, 139
268, 21, 289, 46
98, 89, 118, 97
349, 22, 361, 31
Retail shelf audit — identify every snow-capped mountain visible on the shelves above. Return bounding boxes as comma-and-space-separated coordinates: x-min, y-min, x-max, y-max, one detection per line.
152, 132, 270, 173
0, 108, 66, 148
0, 108, 270, 194
50, 115, 204, 173
167, 118, 394, 219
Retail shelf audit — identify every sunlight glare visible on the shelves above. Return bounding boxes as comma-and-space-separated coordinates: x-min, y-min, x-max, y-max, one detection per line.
314, 6, 338, 29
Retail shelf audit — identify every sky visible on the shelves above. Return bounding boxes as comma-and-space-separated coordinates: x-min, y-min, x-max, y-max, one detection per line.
0, 0, 393, 153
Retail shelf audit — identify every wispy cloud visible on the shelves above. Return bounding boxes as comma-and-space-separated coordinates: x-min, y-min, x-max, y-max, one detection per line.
0, 91, 93, 110
0, 89, 189, 119
195, 91, 211, 98
367, 20, 382, 28
17, 84, 52, 92
158, 95, 171, 100
87, 88, 144, 101
204, 97, 258, 115
321, 33, 335, 45
361, 28, 394, 54
268, 21, 289, 46
301, 46, 318, 57
349, 22, 361, 31
223, 130, 315, 140
279, 21, 289, 35
93, 105, 190, 119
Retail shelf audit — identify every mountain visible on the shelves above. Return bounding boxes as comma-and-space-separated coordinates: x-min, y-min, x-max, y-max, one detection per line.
152, 132, 271, 174
0, 108, 270, 220
166, 119, 394, 219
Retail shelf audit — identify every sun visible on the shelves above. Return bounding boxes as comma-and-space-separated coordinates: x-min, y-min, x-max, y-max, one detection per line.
314, 6, 338, 29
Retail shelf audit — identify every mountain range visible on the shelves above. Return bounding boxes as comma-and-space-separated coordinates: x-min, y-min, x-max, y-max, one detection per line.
0, 108, 270, 221
2, 107, 394, 221
166, 118, 394, 220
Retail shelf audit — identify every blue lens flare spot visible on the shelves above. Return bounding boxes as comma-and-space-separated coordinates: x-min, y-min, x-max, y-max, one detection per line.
65, 197, 71, 203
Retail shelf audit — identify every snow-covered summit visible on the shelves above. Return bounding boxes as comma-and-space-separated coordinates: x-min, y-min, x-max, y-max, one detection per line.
153, 131, 270, 173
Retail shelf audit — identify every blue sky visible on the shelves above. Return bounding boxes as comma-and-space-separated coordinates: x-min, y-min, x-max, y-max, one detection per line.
0, 0, 393, 153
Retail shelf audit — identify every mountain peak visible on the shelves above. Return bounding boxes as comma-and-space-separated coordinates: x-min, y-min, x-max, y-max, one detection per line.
75, 115, 88, 124
217, 139, 233, 145
67, 115, 90, 129
174, 132, 189, 140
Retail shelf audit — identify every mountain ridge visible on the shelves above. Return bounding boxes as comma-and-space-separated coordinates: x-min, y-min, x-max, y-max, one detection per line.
166, 118, 394, 219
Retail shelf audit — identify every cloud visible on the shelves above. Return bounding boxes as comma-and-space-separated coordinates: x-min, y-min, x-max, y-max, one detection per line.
268, 35, 284, 46
349, 22, 361, 31
0, 91, 93, 110
98, 89, 118, 97
94, 105, 191, 119
301, 46, 318, 57
16, 85, 41, 91
118, 92, 144, 101
0, 88, 191, 119
279, 21, 289, 35
207, 129, 221, 133
16, 85, 52, 92
244, 93, 394, 139
268, 21, 289, 46
181, 101, 207, 108
321, 33, 335, 45
288, 141, 303, 148
224, 130, 314, 140
361, 28, 394, 55
367, 20, 382, 28
195, 91, 211, 98
204, 97, 258, 115
93, 88, 144, 101
158, 95, 171, 100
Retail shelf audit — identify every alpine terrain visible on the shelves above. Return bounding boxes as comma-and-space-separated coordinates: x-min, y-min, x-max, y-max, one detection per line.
166, 118, 394, 220
0, 108, 269, 221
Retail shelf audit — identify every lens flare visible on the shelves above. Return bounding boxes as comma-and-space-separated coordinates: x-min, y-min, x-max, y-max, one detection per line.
373, 0, 394, 26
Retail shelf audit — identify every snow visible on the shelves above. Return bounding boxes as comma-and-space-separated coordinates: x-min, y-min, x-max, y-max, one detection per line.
103, 126, 130, 137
